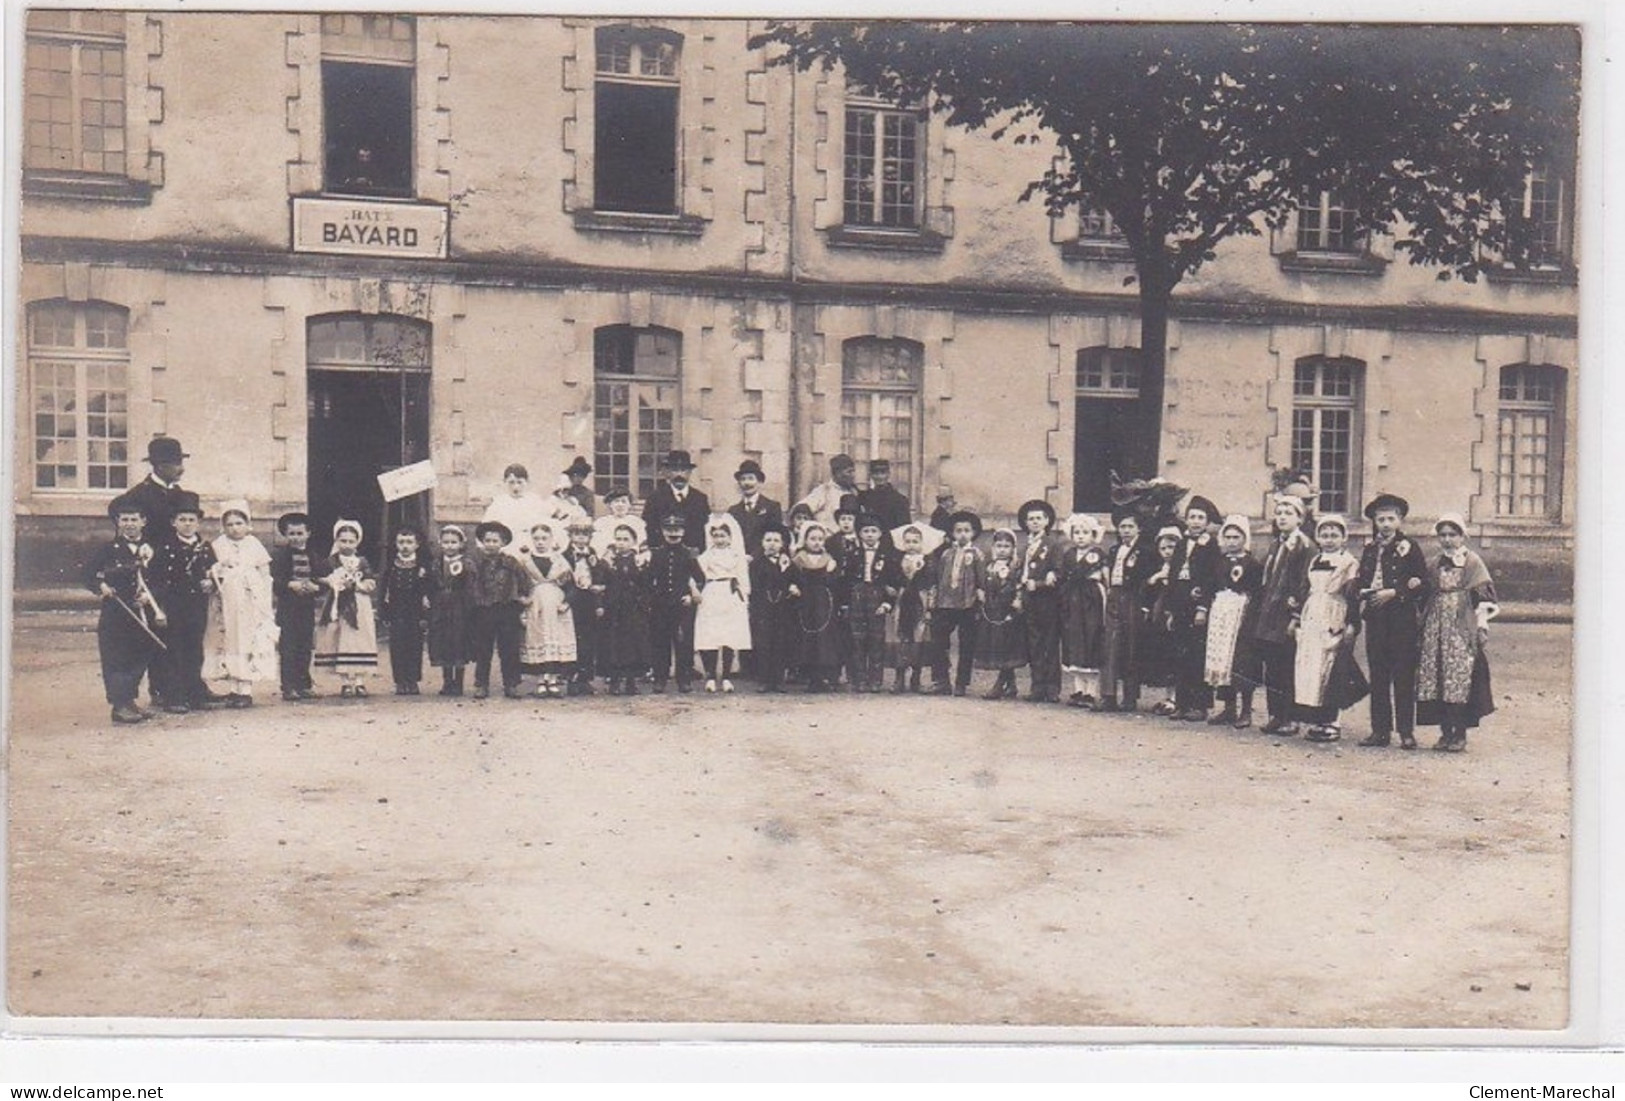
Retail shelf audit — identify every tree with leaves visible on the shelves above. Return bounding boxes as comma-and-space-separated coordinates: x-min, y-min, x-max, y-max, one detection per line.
754, 21, 1580, 477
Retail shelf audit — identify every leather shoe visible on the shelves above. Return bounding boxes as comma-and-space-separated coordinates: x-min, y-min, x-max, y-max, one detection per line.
111, 704, 147, 724
1357, 733, 1391, 748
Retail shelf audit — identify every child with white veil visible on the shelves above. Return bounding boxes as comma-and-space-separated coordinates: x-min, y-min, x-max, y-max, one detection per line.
694, 512, 752, 692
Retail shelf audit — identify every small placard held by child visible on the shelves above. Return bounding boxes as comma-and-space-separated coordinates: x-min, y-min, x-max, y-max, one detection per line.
377, 460, 438, 503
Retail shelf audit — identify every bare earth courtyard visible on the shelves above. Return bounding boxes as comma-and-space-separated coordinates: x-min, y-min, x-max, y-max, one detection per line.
6, 613, 1570, 1030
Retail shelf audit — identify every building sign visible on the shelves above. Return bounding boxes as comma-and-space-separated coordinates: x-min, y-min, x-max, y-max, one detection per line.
377, 460, 439, 503
292, 197, 449, 259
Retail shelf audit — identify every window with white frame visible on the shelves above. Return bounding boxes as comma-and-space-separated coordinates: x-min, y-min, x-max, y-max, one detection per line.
1297, 190, 1363, 254
594, 27, 681, 215
322, 14, 415, 197
1496, 364, 1565, 519
24, 11, 127, 177
594, 326, 682, 500
1291, 356, 1364, 515
843, 89, 922, 229
841, 337, 922, 503
1513, 167, 1573, 269
28, 300, 131, 492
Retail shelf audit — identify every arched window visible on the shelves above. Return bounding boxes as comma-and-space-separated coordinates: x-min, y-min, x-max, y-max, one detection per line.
594, 26, 682, 215
1291, 356, 1365, 514
1496, 364, 1566, 518
28, 300, 130, 491
841, 337, 922, 504
594, 325, 682, 499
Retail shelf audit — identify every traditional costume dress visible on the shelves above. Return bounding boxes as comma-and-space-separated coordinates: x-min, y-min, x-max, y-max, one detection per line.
483, 487, 551, 560
885, 529, 939, 691
748, 537, 797, 692
788, 530, 844, 689
1416, 514, 1497, 750
427, 527, 475, 695
204, 503, 280, 695
519, 523, 578, 689
974, 533, 1028, 697
313, 520, 379, 683
1203, 515, 1265, 726
1059, 518, 1108, 690
591, 511, 647, 557
694, 515, 752, 689
599, 547, 653, 691
379, 543, 436, 693
1291, 518, 1370, 739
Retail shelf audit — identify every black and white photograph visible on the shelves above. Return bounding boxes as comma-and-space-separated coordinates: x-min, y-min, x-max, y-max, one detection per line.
4, 0, 1613, 1067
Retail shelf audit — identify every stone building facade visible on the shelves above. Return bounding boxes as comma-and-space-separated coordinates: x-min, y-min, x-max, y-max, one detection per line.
16, 12, 1577, 587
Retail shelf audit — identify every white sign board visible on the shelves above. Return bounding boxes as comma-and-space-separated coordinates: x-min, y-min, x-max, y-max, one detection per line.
292, 197, 449, 259
377, 460, 439, 503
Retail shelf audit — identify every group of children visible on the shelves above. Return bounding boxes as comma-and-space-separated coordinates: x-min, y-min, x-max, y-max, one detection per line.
84, 478, 1499, 752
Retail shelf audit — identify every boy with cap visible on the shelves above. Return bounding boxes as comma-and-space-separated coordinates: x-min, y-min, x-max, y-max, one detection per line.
1355, 493, 1431, 748
271, 512, 322, 700
928, 511, 984, 696
84, 495, 166, 723
646, 514, 706, 692
148, 492, 220, 712
468, 521, 534, 699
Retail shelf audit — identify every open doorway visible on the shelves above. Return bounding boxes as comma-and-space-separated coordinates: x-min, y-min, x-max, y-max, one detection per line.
306, 315, 431, 562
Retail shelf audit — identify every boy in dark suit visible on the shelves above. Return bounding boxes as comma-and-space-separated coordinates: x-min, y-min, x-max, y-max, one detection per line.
646, 515, 705, 692
271, 512, 323, 700
84, 495, 165, 724
148, 492, 220, 712
840, 514, 901, 692
1356, 493, 1432, 749
1170, 494, 1225, 721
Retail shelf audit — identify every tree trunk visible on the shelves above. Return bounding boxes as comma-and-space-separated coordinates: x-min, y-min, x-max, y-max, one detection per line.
1136, 278, 1173, 480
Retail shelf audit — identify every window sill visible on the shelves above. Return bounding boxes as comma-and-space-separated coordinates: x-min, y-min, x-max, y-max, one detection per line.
1276, 250, 1387, 276
1059, 239, 1135, 263
1484, 263, 1577, 288
573, 210, 707, 237
23, 172, 153, 205
824, 225, 948, 254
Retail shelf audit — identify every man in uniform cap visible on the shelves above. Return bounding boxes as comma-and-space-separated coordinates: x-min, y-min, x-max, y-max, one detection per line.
1355, 492, 1431, 748
123, 436, 192, 537
858, 457, 911, 534
727, 459, 785, 559
641, 449, 711, 552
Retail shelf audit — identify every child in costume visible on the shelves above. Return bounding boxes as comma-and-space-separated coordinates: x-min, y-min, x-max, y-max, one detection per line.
694, 513, 752, 693
1250, 485, 1318, 735
378, 526, 436, 695
598, 523, 653, 695
1204, 515, 1264, 728
646, 515, 705, 693
1017, 500, 1064, 703
1140, 526, 1186, 716
1058, 513, 1108, 708
562, 519, 604, 695
1292, 514, 1370, 743
428, 524, 475, 696
1097, 511, 1155, 713
787, 522, 844, 692
1170, 496, 1224, 721
271, 512, 321, 701
748, 523, 796, 693
840, 513, 900, 693
203, 500, 279, 707
468, 521, 533, 699
975, 528, 1027, 700
928, 511, 984, 697
520, 520, 577, 698
886, 523, 940, 693
591, 487, 647, 556
313, 518, 379, 697
1415, 513, 1498, 752
149, 492, 218, 713
84, 495, 165, 723
1355, 493, 1431, 749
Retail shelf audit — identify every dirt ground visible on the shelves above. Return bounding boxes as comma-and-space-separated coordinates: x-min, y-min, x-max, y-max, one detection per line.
5, 614, 1571, 1030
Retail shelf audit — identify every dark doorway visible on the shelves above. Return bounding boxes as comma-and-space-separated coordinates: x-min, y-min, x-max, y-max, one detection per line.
1072, 347, 1149, 513
306, 314, 432, 562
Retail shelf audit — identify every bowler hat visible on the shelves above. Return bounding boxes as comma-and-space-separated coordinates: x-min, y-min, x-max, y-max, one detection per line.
1363, 493, 1411, 521
474, 521, 513, 546
144, 436, 188, 464
563, 457, 593, 478
734, 459, 766, 482
660, 450, 697, 471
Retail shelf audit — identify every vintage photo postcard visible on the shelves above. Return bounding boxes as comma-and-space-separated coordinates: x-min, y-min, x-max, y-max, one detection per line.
5, 1, 1609, 1056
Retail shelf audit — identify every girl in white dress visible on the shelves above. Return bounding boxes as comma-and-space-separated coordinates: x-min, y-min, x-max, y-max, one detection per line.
202, 499, 279, 705
694, 513, 752, 692
1292, 514, 1369, 742
519, 520, 576, 697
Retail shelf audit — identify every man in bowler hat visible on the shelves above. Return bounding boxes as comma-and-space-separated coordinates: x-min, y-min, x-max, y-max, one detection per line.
641, 450, 711, 552
1356, 492, 1431, 748
124, 436, 192, 536
727, 459, 785, 558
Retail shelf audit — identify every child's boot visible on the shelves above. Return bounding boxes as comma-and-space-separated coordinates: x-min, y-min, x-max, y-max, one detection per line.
1233, 691, 1254, 729
1208, 698, 1237, 726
